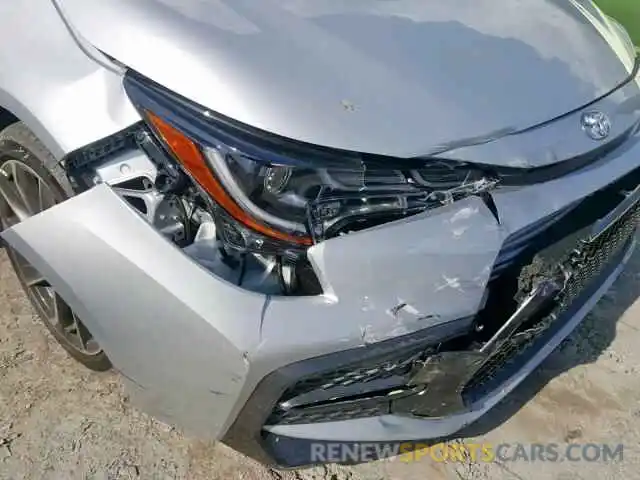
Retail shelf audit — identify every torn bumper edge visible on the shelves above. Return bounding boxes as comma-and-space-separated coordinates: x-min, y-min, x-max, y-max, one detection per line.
262, 239, 636, 445
0, 182, 504, 439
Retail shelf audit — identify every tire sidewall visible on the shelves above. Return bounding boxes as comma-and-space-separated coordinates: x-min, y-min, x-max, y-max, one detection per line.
0, 123, 111, 371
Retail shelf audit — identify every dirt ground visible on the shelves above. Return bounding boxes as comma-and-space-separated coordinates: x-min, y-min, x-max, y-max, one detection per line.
1, 234, 639, 480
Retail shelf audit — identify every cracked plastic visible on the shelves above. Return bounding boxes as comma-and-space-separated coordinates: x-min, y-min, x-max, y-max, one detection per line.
0, 185, 265, 438
229, 193, 507, 414
2, 132, 638, 440
0, 183, 505, 438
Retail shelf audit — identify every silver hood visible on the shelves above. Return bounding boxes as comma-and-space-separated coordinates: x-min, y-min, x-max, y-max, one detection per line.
56, 0, 636, 158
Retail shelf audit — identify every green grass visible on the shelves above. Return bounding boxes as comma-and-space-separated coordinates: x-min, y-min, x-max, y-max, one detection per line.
597, 0, 640, 45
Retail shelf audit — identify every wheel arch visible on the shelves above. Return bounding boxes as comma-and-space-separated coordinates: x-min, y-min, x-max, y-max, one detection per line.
0, 106, 18, 133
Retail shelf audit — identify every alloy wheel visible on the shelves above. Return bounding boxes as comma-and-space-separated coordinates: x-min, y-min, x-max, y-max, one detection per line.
0, 159, 102, 356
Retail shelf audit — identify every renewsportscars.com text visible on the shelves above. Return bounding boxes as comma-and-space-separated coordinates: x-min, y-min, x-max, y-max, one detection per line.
310, 442, 624, 464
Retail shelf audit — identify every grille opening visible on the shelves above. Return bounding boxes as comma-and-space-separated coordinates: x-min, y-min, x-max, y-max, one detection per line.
264, 322, 474, 426
464, 208, 638, 400
264, 168, 640, 426
279, 385, 404, 413
475, 171, 639, 344
267, 350, 425, 425
464, 172, 640, 398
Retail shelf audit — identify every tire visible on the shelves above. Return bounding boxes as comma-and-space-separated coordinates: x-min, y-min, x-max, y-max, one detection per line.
0, 122, 112, 371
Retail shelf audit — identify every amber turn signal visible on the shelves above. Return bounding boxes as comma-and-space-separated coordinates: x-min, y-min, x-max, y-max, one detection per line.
146, 112, 313, 246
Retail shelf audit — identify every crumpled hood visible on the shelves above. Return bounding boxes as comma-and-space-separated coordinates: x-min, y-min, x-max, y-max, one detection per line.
56, 0, 636, 158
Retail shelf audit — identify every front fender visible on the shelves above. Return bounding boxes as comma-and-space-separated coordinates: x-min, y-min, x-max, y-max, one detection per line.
1, 183, 266, 438
0, 0, 139, 159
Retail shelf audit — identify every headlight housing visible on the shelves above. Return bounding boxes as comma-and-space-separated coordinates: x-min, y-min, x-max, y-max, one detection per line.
124, 72, 498, 257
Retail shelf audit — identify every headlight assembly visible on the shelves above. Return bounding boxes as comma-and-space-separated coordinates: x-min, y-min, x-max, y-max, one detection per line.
124, 72, 498, 257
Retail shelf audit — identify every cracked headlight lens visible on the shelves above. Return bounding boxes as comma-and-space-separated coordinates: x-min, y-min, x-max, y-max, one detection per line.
125, 73, 497, 256
203, 141, 494, 241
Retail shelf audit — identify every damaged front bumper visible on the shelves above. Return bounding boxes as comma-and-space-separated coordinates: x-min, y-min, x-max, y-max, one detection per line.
233, 181, 639, 467
1, 140, 640, 467
257, 237, 635, 467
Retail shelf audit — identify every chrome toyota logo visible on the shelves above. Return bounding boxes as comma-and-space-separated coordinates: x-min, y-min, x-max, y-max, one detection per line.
581, 111, 611, 141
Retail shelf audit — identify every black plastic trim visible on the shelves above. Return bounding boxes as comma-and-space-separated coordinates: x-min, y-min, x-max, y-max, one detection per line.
494, 123, 639, 186
221, 318, 473, 465
64, 122, 144, 172
62, 122, 147, 193
258, 238, 635, 468
465, 234, 635, 402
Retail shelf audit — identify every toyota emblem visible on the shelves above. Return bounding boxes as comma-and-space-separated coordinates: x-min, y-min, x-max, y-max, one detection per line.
581, 111, 611, 141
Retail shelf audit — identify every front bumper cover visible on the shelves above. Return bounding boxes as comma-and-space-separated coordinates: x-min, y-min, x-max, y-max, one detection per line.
225, 183, 639, 467
239, 237, 636, 467
0, 179, 504, 440
1, 138, 639, 468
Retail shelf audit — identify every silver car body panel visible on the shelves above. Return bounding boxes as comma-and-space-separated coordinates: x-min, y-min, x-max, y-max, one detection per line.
0, 0, 637, 167
3, 120, 640, 439
0, 1, 139, 160
1, 181, 266, 438
440, 78, 640, 167
54, 0, 637, 160
266, 238, 637, 441
0, 0, 639, 457
0, 181, 503, 438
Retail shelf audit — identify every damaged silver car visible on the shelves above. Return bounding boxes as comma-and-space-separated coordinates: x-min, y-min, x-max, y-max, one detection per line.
0, 0, 639, 467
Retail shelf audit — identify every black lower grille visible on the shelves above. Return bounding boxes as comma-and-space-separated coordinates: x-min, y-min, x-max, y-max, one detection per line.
260, 171, 640, 428
264, 319, 471, 426
464, 194, 640, 397
285, 352, 419, 395
267, 350, 424, 425
270, 397, 390, 425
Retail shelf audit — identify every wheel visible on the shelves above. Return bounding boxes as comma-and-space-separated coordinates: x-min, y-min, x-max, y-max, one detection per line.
0, 122, 111, 371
